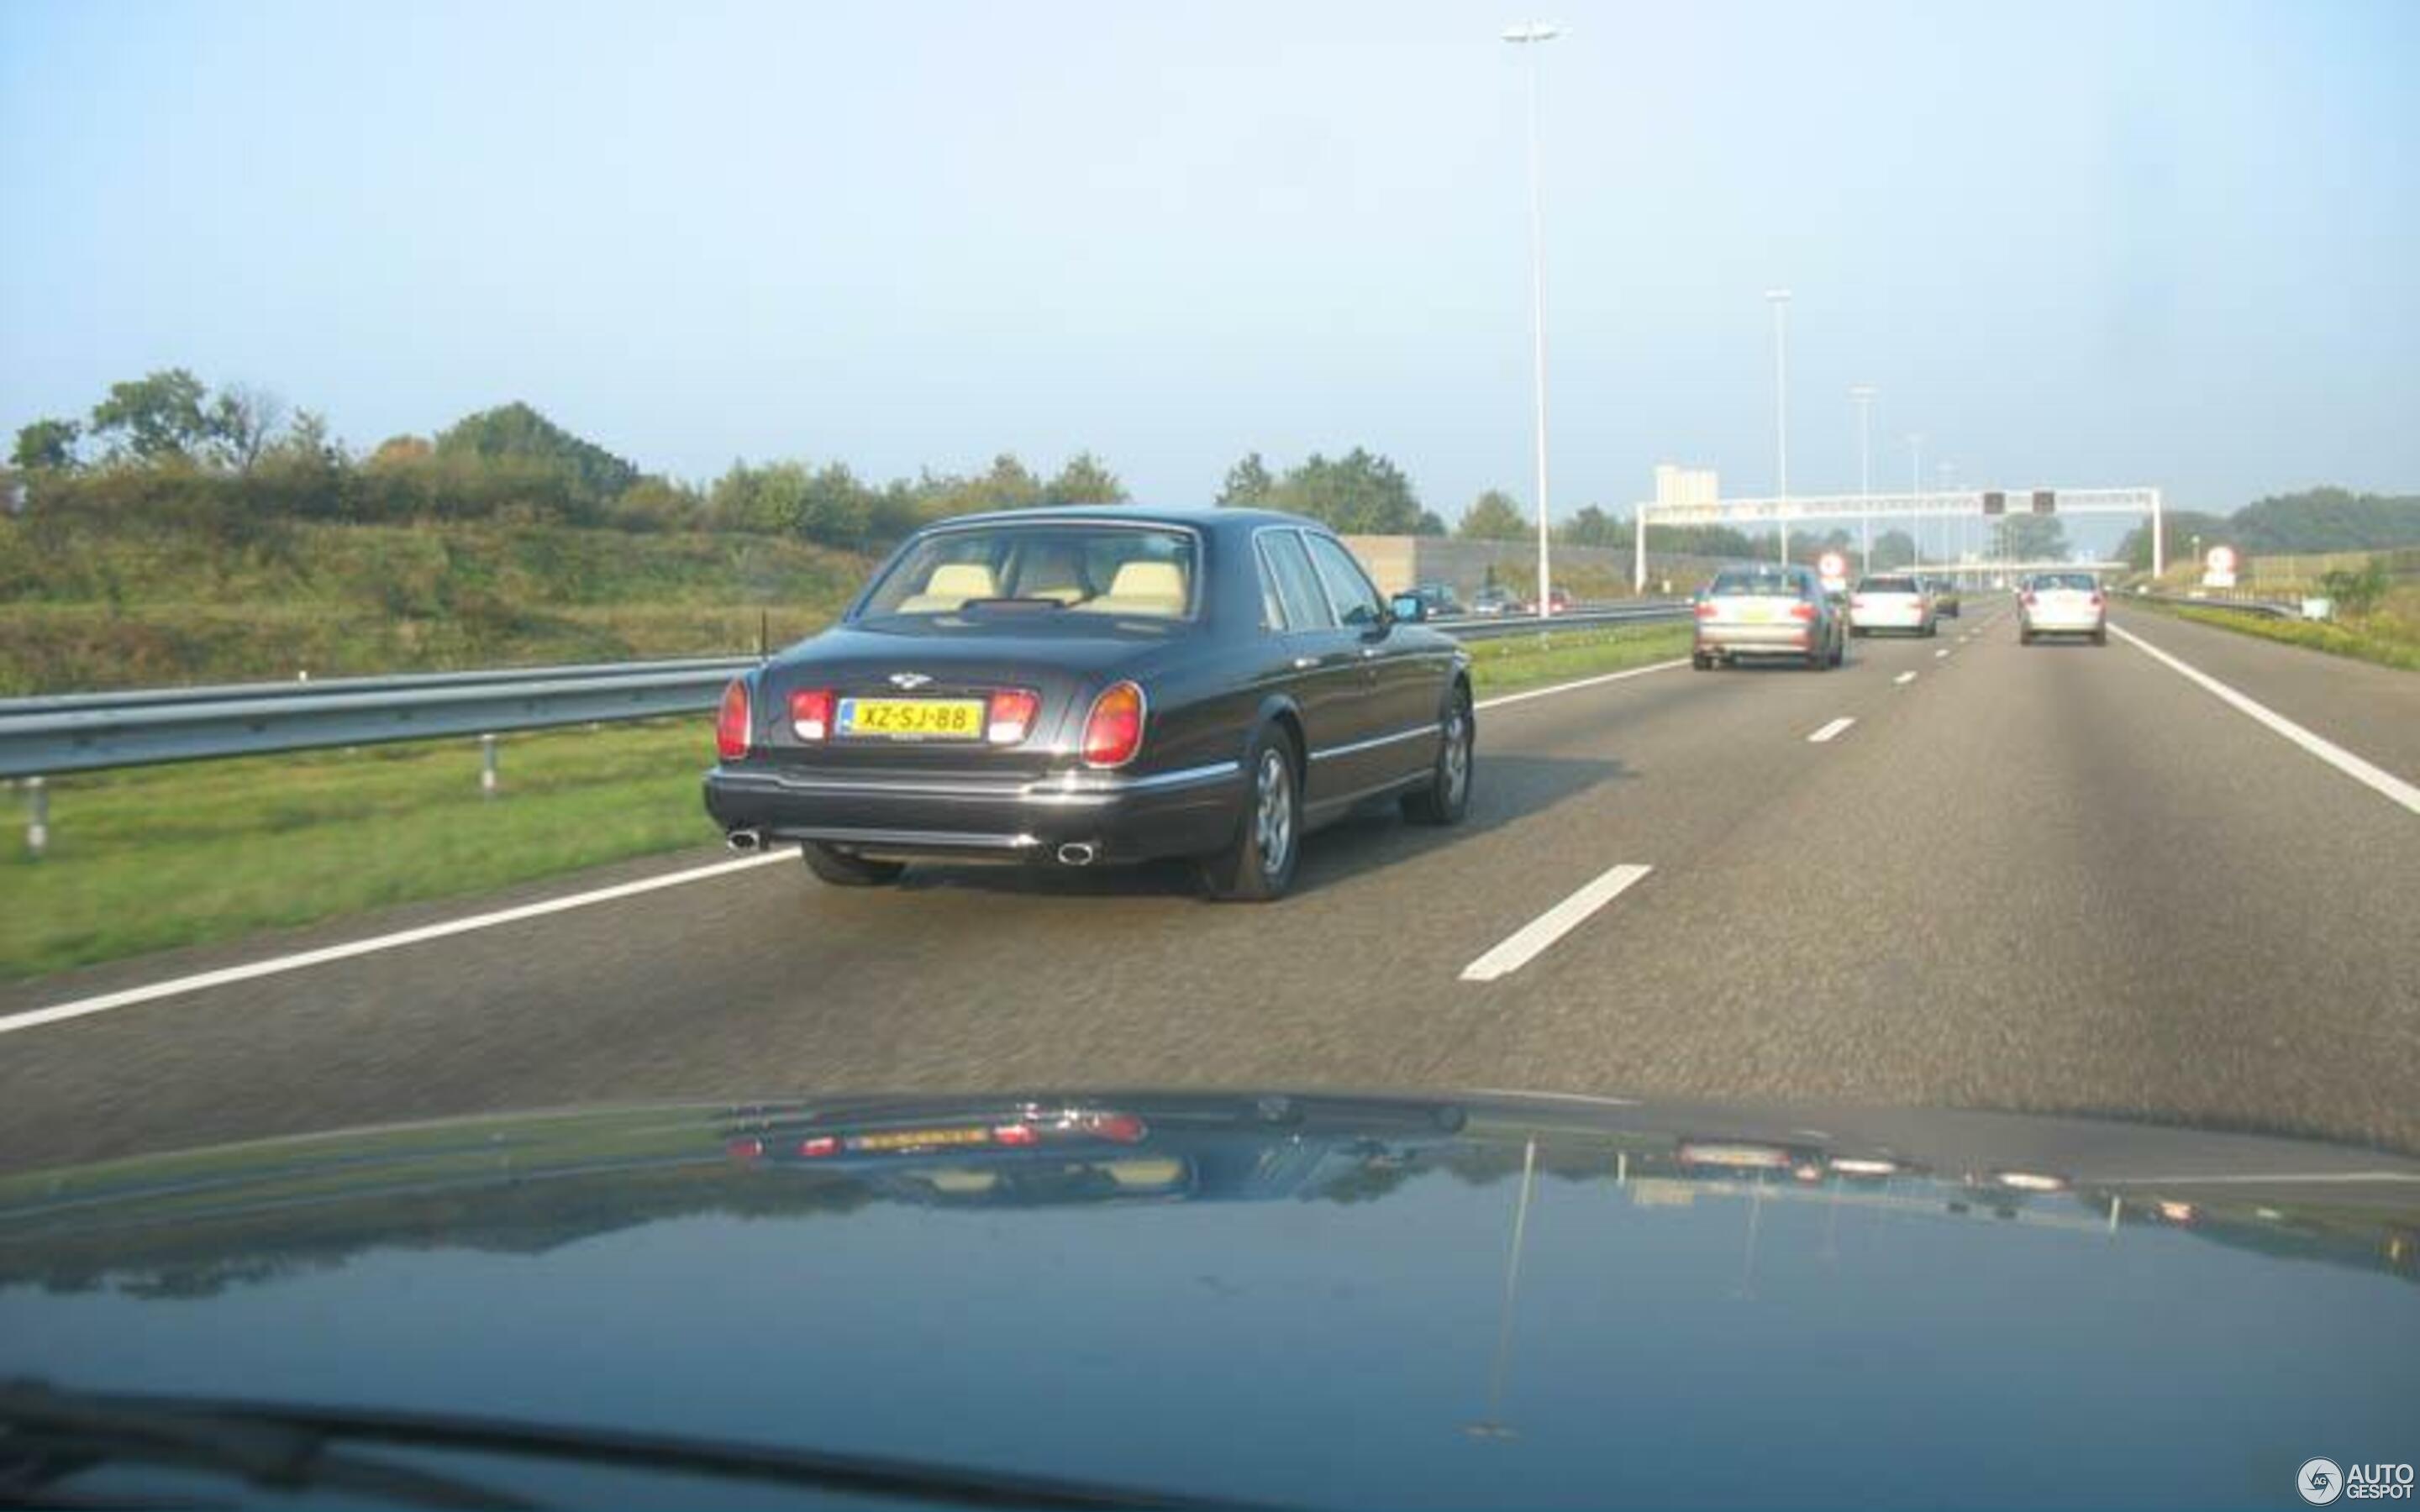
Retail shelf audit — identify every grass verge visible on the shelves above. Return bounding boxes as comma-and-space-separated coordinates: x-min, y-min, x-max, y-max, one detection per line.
2131, 589, 2420, 673
2, 622, 1691, 981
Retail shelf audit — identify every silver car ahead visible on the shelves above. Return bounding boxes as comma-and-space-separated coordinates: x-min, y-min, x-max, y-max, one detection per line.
2019, 571, 2107, 645
1848, 575, 1937, 638
1693, 564, 1845, 671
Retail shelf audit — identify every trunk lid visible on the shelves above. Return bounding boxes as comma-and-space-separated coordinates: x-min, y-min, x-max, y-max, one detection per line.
749, 621, 1186, 774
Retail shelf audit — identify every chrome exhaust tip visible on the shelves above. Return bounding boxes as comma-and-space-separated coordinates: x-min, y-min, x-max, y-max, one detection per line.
726, 828, 764, 853
1055, 842, 1097, 867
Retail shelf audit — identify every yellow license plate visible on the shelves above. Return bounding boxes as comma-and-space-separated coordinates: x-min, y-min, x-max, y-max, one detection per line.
838, 697, 984, 740
1740, 605, 1774, 623
851, 1126, 992, 1152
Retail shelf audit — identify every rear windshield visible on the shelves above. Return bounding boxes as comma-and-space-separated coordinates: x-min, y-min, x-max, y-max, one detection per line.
1709, 570, 1811, 598
860, 524, 1199, 622
2035, 573, 2098, 591
1856, 577, 1920, 594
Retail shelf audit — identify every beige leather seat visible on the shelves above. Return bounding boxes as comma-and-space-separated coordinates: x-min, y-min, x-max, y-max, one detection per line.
896, 561, 998, 613
1075, 559, 1187, 617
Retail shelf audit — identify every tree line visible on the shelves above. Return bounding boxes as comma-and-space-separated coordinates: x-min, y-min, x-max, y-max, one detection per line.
8, 370, 1686, 555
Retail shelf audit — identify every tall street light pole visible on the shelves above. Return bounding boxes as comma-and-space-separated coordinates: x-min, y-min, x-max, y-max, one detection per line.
1906, 433, 1924, 570
1765, 289, 1791, 564
1936, 461, 1958, 579
1849, 385, 1876, 574
1504, 22, 1560, 620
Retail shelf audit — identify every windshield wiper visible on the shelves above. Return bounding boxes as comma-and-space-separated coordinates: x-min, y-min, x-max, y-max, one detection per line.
1, 1380, 1266, 1509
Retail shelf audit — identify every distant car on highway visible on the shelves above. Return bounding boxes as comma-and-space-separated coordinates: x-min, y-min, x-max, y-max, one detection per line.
1469, 585, 1523, 617
2019, 570, 2108, 645
1692, 564, 1845, 670
704, 506, 1475, 900
1929, 578, 1963, 618
1544, 587, 1573, 615
1399, 581, 1463, 621
1849, 575, 1938, 638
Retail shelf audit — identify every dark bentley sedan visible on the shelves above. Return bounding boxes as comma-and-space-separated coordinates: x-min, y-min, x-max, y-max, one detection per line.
703, 507, 1475, 900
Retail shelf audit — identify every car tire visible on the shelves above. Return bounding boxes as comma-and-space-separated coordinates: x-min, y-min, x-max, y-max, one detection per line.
2020, 627, 2035, 646
1831, 631, 1847, 668
1850, 626, 1867, 638
1692, 651, 1715, 671
1402, 686, 1474, 827
802, 843, 906, 887
2092, 627, 2108, 645
1201, 723, 1302, 903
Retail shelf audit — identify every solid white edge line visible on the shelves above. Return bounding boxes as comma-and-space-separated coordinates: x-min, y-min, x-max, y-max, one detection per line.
1893, 671, 1918, 685
2109, 622, 2420, 817
9, 654, 1697, 1037
0, 850, 799, 1037
1460, 864, 1653, 983
1807, 717, 1856, 743
1474, 658, 1689, 712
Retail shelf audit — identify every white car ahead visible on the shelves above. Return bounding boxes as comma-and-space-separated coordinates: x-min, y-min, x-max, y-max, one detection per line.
1847, 575, 1937, 638
2019, 571, 2108, 645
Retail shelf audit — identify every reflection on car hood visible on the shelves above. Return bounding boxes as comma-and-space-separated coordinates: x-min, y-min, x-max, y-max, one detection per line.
3, 1092, 2416, 1509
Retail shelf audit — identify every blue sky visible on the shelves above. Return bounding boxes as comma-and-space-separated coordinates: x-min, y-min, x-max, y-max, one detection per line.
4, 0, 2414, 541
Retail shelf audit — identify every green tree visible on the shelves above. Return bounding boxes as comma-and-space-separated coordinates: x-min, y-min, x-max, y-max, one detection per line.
1991, 512, 2070, 563
206, 384, 288, 473
435, 402, 639, 502
1560, 504, 1623, 547
1459, 489, 1528, 541
1268, 449, 1423, 533
89, 369, 212, 463
2116, 509, 2228, 572
1871, 529, 1918, 569
1217, 452, 1275, 507
11, 417, 81, 471
2231, 487, 2420, 553
1413, 509, 1448, 537
1042, 451, 1127, 506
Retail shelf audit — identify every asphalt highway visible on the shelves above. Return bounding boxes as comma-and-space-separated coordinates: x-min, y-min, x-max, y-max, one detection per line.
5, 598, 2417, 1173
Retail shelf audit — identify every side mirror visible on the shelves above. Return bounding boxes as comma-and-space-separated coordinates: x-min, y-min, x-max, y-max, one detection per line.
1388, 593, 1428, 623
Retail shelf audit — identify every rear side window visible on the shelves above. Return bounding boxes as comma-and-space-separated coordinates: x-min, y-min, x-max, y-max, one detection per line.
1258, 531, 1334, 631
1303, 533, 1384, 627
1711, 570, 1808, 599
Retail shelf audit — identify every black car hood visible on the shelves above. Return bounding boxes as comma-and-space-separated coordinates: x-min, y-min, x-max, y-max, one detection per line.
3, 1092, 2415, 1509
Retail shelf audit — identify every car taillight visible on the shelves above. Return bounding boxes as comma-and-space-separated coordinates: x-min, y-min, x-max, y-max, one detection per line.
1789, 602, 1818, 622
1082, 681, 1145, 768
789, 687, 834, 742
1694, 601, 1718, 618
2089, 592, 2106, 608
797, 1136, 839, 1158
715, 679, 751, 760
1849, 596, 1866, 609
992, 1123, 1040, 1147
987, 688, 1040, 745
1086, 1112, 1147, 1144
2021, 591, 2038, 606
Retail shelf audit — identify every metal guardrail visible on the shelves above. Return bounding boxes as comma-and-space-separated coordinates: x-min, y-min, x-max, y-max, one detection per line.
1428, 601, 1693, 638
0, 604, 1694, 783
2131, 591, 2305, 620
1, 605, 1695, 856
1, 658, 760, 780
